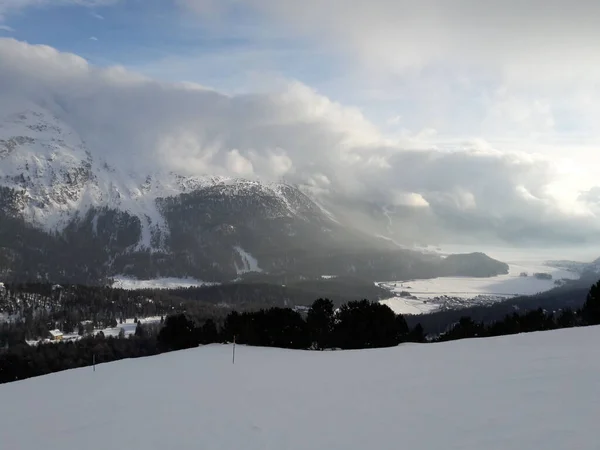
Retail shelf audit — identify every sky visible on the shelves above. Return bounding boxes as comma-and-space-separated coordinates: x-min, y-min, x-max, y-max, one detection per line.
2, 0, 600, 246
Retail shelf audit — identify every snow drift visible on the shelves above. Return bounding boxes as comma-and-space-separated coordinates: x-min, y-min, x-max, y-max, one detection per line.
1, 326, 598, 450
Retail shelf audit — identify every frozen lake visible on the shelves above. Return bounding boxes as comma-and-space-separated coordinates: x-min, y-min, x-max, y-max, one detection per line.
379, 245, 594, 315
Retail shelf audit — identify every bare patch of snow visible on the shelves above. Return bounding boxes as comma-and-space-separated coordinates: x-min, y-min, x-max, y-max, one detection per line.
234, 246, 262, 274
111, 276, 218, 290
380, 297, 439, 315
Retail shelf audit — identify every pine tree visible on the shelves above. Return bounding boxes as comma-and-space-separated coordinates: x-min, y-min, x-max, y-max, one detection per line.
408, 323, 426, 343
307, 298, 334, 350
582, 281, 600, 325
135, 322, 146, 338
199, 319, 219, 344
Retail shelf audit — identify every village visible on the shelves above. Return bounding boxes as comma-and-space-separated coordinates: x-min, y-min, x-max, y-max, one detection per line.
25, 316, 164, 346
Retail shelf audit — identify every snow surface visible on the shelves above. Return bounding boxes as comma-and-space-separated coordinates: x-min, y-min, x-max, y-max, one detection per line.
234, 246, 262, 274
380, 296, 439, 315
379, 247, 582, 315
111, 276, 218, 290
2, 326, 600, 450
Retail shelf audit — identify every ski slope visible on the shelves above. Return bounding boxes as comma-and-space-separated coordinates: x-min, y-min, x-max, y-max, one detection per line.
2, 326, 599, 450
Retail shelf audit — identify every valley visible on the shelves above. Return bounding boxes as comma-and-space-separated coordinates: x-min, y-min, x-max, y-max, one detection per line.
378, 250, 585, 314
0, 106, 510, 285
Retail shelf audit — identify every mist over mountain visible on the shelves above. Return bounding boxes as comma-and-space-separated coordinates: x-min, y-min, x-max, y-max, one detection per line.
0, 101, 509, 283
1, 38, 600, 248
2, 37, 600, 284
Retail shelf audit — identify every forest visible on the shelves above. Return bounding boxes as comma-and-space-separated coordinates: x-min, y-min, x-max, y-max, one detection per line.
1, 279, 600, 384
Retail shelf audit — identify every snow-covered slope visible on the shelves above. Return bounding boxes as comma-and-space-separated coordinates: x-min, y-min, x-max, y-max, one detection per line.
0, 105, 328, 251
0, 105, 217, 247
0, 104, 511, 284
1, 326, 598, 450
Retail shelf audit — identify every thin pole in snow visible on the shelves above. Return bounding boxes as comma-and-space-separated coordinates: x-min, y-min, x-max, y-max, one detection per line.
232, 335, 236, 364
93, 354, 96, 372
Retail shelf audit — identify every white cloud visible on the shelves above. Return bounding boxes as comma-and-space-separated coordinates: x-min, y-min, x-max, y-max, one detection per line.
1, 37, 599, 245
386, 115, 402, 126
180, 0, 600, 80
89, 36, 98, 41
0, 25, 14, 32
174, 1, 600, 170
226, 150, 254, 176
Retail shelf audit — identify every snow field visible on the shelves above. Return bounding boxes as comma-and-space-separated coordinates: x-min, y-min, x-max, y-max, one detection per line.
1, 326, 599, 450
111, 276, 218, 290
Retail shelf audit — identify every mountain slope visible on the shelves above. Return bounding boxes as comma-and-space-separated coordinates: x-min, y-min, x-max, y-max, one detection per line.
1, 326, 598, 450
0, 105, 509, 283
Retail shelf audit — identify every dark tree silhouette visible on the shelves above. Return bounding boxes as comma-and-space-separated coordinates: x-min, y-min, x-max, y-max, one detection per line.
307, 298, 334, 350
135, 322, 147, 338
333, 300, 403, 349
198, 319, 219, 345
582, 280, 600, 325
157, 314, 198, 351
408, 323, 426, 343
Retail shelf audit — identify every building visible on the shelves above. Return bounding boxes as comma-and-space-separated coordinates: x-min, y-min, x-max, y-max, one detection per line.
49, 329, 63, 341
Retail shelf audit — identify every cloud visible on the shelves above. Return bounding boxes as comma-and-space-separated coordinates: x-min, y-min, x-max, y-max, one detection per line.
0, 25, 14, 32
0, 37, 599, 245
386, 116, 402, 127
89, 36, 98, 41
179, 1, 600, 80
91, 11, 104, 19
174, 1, 600, 168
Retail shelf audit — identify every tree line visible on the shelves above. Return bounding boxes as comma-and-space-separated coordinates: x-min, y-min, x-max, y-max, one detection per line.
3, 280, 600, 385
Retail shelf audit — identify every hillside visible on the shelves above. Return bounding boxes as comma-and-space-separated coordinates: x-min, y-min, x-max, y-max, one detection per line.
1, 326, 598, 450
0, 105, 509, 284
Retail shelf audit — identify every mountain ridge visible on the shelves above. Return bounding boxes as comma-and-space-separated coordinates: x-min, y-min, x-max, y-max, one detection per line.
0, 104, 509, 283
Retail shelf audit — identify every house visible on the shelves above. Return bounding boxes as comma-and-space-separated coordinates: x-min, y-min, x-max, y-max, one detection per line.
49, 329, 63, 341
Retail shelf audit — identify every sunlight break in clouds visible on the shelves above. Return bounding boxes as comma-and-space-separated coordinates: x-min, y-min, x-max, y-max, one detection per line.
1, 37, 600, 245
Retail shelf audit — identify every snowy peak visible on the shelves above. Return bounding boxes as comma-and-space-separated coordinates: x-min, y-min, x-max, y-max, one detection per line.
0, 107, 96, 229
3, 103, 498, 284
0, 104, 334, 247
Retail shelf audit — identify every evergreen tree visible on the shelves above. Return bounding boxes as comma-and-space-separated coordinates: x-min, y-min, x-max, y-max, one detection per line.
333, 300, 399, 349
157, 314, 198, 351
582, 280, 600, 325
135, 322, 146, 338
556, 309, 577, 328
307, 298, 334, 350
199, 319, 219, 344
395, 314, 409, 342
408, 323, 426, 343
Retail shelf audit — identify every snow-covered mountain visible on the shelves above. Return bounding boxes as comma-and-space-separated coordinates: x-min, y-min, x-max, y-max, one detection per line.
0, 105, 309, 249
0, 105, 509, 284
